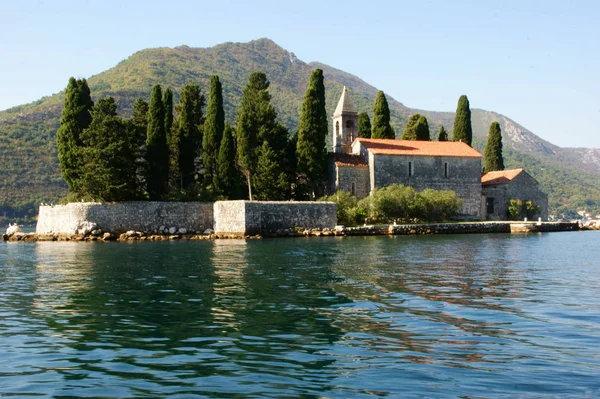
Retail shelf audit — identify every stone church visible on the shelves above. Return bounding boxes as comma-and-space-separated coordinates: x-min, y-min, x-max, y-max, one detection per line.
327, 87, 548, 220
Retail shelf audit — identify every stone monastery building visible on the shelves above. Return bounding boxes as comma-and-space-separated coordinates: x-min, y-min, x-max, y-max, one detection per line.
327, 87, 548, 220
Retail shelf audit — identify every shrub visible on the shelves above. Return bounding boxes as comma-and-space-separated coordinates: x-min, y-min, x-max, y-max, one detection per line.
508, 199, 541, 220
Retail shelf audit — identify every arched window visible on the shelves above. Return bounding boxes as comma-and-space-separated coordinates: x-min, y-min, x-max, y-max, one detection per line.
336, 121, 340, 136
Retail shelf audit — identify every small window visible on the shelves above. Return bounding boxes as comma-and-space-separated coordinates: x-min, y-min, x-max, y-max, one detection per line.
351, 182, 356, 196
408, 162, 413, 177
444, 162, 448, 178
487, 198, 495, 214
335, 121, 340, 135
346, 120, 354, 129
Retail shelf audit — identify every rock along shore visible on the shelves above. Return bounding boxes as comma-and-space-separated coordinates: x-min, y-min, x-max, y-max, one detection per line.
3, 221, 583, 242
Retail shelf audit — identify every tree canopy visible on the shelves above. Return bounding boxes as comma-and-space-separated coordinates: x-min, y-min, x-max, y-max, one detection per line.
296, 69, 328, 198
358, 112, 371, 138
484, 121, 505, 172
453, 95, 472, 146
371, 91, 395, 139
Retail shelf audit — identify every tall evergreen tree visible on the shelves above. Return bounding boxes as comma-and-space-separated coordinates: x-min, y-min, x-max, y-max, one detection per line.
236, 72, 280, 200
173, 84, 205, 190
371, 91, 395, 139
414, 115, 430, 141
163, 88, 174, 137
130, 98, 149, 195
453, 95, 473, 146
296, 69, 328, 199
358, 112, 371, 138
438, 125, 448, 141
56, 77, 94, 193
401, 114, 420, 140
145, 85, 169, 200
79, 97, 138, 201
484, 121, 505, 172
203, 75, 225, 193
254, 141, 290, 200
216, 123, 241, 198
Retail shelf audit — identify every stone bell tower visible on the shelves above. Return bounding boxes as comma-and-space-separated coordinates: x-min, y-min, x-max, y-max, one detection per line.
332, 86, 358, 153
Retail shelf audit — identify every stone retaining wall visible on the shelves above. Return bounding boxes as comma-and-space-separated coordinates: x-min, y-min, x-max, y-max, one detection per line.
36, 202, 214, 235
214, 201, 337, 236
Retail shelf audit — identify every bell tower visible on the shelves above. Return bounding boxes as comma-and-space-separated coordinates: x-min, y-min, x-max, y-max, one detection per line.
332, 86, 358, 153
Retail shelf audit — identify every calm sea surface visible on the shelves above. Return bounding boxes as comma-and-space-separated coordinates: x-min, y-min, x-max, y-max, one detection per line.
0, 232, 599, 398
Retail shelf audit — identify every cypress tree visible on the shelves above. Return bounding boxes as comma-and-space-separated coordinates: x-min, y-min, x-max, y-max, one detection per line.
296, 69, 328, 199
216, 123, 240, 198
484, 121, 505, 172
401, 114, 420, 140
146, 85, 169, 200
254, 141, 290, 200
130, 98, 149, 195
453, 95, 472, 146
163, 88, 174, 137
56, 77, 94, 193
174, 84, 205, 190
438, 126, 448, 141
371, 91, 395, 139
80, 97, 138, 201
203, 75, 225, 193
414, 115, 430, 141
358, 112, 371, 138
236, 72, 276, 200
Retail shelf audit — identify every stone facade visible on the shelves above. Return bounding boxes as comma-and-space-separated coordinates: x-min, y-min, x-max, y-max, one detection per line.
214, 201, 337, 235
482, 170, 548, 220
369, 154, 483, 217
36, 202, 214, 235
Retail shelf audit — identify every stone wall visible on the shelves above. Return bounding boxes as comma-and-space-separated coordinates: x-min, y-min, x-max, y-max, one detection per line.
214, 201, 337, 235
483, 172, 548, 220
335, 165, 370, 199
36, 202, 214, 235
371, 155, 483, 218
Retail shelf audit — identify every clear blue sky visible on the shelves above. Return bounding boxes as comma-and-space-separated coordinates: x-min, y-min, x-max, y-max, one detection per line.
2, 0, 599, 148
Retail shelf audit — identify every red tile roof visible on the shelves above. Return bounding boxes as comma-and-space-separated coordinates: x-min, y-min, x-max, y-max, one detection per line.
481, 169, 524, 185
355, 138, 482, 158
332, 153, 368, 167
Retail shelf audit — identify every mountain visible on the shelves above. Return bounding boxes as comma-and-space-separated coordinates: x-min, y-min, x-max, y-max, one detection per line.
1, 38, 599, 221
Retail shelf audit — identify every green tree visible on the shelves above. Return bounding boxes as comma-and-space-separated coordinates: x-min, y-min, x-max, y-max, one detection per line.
174, 83, 205, 190
145, 84, 169, 200
236, 72, 283, 200
216, 123, 241, 198
296, 69, 328, 199
371, 91, 395, 139
130, 98, 149, 195
401, 114, 420, 140
484, 121, 505, 172
163, 88, 174, 138
414, 115, 430, 141
253, 141, 290, 200
453, 95, 472, 146
438, 126, 448, 141
203, 75, 225, 193
358, 112, 371, 138
79, 97, 138, 201
56, 77, 94, 194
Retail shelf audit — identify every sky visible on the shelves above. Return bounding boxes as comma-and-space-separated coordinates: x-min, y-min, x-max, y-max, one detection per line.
1, 0, 599, 148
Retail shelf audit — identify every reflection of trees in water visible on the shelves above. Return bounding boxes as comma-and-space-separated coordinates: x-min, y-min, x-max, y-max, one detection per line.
28, 239, 349, 395
324, 235, 528, 366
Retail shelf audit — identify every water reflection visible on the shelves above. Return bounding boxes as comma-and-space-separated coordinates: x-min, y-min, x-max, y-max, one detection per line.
1, 233, 599, 398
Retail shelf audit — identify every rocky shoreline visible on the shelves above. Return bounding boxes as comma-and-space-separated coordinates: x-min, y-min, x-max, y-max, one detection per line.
3, 221, 585, 242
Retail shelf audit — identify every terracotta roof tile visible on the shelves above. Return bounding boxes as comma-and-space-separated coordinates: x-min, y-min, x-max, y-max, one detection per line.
332, 153, 368, 167
356, 138, 482, 158
481, 169, 524, 185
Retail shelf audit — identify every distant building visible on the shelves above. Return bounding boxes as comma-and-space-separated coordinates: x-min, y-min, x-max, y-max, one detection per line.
327, 87, 549, 220
481, 169, 548, 220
